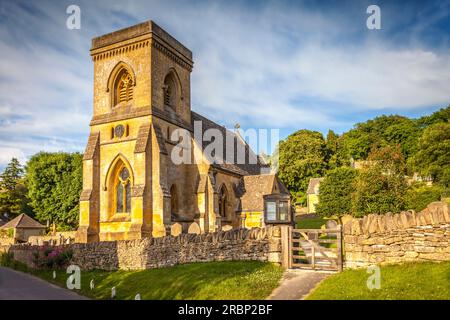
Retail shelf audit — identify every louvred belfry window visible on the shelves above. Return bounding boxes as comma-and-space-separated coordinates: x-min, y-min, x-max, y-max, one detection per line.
115, 69, 133, 105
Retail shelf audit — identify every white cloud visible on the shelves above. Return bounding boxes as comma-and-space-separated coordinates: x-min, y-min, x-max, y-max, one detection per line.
0, 147, 26, 166
0, 0, 449, 167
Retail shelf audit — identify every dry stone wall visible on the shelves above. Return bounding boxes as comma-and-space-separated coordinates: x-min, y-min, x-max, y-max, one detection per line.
343, 202, 450, 268
6, 226, 282, 271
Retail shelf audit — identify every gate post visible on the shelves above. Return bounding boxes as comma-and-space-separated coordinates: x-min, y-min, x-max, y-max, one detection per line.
280, 225, 292, 268
337, 224, 343, 271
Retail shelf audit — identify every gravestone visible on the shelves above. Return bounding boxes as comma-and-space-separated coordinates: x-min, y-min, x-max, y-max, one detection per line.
325, 220, 338, 229
325, 220, 338, 237
188, 222, 201, 234
222, 225, 233, 231
171, 223, 183, 237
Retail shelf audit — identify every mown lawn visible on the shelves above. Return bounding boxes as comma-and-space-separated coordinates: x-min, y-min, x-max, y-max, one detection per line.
307, 261, 450, 300
1, 256, 283, 300
296, 216, 327, 229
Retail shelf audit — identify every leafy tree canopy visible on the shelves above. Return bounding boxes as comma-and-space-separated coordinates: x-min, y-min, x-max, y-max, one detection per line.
352, 145, 408, 216
277, 130, 327, 204
341, 115, 421, 161
410, 122, 450, 187
25, 152, 82, 229
316, 166, 358, 218
416, 105, 450, 128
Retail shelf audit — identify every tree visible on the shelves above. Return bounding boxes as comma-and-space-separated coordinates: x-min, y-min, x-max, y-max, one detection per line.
340, 115, 421, 161
277, 130, 327, 205
352, 145, 408, 217
316, 167, 358, 219
25, 152, 82, 230
0, 158, 32, 218
1, 158, 23, 190
325, 130, 350, 171
416, 105, 449, 128
410, 122, 450, 187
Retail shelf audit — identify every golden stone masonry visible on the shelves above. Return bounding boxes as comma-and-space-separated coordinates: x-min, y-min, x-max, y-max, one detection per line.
75, 21, 292, 243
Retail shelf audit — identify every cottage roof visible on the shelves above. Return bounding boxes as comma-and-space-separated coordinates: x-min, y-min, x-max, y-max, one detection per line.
0, 213, 46, 230
306, 178, 324, 195
239, 174, 289, 212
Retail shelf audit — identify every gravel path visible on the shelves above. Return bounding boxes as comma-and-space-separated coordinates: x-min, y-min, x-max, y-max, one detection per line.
267, 269, 334, 300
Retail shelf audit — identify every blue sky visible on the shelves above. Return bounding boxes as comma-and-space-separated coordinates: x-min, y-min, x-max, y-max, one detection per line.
0, 0, 450, 167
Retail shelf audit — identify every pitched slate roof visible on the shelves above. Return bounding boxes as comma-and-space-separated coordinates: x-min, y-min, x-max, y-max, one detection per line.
239, 174, 289, 212
191, 111, 267, 176
0, 213, 46, 230
306, 178, 324, 195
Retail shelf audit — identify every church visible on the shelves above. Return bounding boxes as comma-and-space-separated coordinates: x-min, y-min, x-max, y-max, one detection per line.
75, 21, 292, 243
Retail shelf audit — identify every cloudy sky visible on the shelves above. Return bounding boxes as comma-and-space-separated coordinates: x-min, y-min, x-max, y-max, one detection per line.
0, 0, 450, 168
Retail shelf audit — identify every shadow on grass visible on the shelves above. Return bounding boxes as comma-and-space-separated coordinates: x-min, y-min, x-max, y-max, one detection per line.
41, 260, 283, 300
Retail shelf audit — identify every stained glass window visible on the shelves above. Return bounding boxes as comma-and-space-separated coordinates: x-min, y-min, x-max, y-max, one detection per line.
116, 167, 131, 214
116, 182, 123, 213
120, 167, 130, 180
125, 183, 131, 213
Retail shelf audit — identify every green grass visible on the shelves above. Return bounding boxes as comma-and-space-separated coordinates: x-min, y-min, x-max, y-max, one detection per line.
1, 255, 283, 300
307, 261, 450, 300
296, 217, 327, 229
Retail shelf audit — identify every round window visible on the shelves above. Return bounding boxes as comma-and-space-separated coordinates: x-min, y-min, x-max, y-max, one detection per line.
114, 124, 125, 138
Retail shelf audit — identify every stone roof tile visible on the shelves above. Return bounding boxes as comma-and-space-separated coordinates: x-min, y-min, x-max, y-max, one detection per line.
0, 214, 46, 230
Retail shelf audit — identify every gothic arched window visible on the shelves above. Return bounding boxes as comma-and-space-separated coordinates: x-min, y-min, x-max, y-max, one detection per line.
114, 69, 133, 106
163, 72, 178, 109
116, 167, 131, 213
218, 185, 228, 218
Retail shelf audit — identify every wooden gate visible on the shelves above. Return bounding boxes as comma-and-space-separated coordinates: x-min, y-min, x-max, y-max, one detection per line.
289, 226, 342, 271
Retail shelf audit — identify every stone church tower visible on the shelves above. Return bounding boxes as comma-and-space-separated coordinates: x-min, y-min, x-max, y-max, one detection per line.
76, 21, 291, 243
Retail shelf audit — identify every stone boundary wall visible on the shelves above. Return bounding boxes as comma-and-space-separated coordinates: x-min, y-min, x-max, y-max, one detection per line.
28, 231, 76, 246
343, 202, 450, 268
5, 226, 283, 271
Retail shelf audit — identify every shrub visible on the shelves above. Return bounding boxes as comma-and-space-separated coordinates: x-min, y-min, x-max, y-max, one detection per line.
33, 247, 73, 269
0, 252, 29, 272
38, 246, 73, 269
405, 183, 446, 211
0, 252, 14, 266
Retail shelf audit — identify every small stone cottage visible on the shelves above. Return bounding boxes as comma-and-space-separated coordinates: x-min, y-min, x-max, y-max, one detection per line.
306, 178, 324, 214
0, 214, 46, 243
